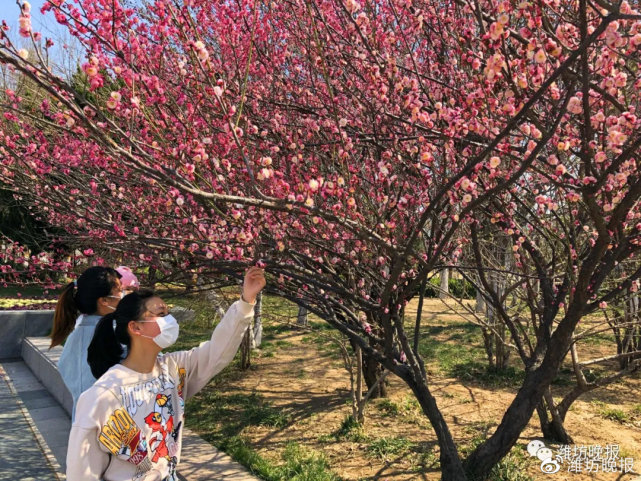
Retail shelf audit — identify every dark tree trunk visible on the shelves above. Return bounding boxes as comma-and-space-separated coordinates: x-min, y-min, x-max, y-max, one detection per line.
536, 395, 574, 444
363, 353, 387, 398
147, 266, 157, 289
464, 309, 580, 480
240, 328, 251, 370
404, 372, 467, 481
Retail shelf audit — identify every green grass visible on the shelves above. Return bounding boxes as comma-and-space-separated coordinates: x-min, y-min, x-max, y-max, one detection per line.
591, 400, 631, 424
411, 444, 440, 472
601, 407, 629, 423
551, 366, 575, 386
462, 437, 534, 481
318, 415, 369, 443
187, 390, 290, 437
336, 415, 369, 442
372, 396, 424, 425
375, 398, 400, 416
418, 322, 485, 373
462, 420, 495, 438
299, 320, 344, 360
366, 436, 415, 461
581, 332, 617, 346
451, 363, 527, 388
417, 322, 527, 387
223, 437, 342, 481
276, 443, 342, 481
222, 436, 281, 479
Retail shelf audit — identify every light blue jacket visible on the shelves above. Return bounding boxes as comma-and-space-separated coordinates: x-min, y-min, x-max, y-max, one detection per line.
58, 314, 101, 421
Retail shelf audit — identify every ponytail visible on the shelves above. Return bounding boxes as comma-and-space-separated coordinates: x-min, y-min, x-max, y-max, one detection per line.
87, 289, 156, 379
50, 282, 78, 348
49, 266, 122, 348
87, 313, 125, 379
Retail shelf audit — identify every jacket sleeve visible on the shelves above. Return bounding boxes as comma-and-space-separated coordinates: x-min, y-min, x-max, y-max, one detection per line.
166, 299, 254, 399
65, 389, 110, 481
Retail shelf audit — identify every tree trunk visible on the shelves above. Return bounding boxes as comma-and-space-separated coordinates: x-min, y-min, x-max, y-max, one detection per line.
406, 374, 467, 481
620, 293, 641, 369
251, 292, 263, 348
440, 268, 450, 299
464, 311, 579, 480
536, 389, 574, 444
475, 289, 485, 313
240, 328, 251, 370
355, 344, 364, 423
495, 322, 509, 370
297, 305, 308, 326
147, 266, 157, 289
363, 352, 387, 398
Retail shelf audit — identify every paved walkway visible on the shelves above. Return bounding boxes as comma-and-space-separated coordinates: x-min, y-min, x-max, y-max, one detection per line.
0, 360, 63, 480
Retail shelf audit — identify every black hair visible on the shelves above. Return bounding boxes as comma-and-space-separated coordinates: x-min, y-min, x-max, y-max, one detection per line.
87, 289, 156, 379
50, 266, 121, 348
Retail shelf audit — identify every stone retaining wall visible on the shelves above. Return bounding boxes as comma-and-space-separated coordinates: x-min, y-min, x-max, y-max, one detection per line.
0, 310, 54, 359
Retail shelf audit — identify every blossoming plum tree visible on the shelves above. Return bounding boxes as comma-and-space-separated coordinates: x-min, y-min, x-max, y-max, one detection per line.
1, 0, 641, 479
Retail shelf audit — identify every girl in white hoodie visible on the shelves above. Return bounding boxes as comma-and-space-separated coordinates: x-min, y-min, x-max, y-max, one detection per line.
66, 266, 265, 481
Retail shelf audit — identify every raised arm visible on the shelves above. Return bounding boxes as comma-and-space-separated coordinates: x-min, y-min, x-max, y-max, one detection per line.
168, 267, 265, 398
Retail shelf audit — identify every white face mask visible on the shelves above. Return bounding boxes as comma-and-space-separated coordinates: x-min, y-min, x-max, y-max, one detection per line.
105, 291, 125, 310
138, 314, 179, 349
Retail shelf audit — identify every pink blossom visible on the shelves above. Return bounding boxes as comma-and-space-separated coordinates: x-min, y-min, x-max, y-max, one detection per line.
534, 49, 547, 64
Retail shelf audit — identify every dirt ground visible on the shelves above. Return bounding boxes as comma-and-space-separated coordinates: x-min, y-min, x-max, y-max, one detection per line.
210, 298, 641, 481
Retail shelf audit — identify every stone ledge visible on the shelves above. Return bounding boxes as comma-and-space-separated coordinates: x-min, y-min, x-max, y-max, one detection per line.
22, 337, 72, 417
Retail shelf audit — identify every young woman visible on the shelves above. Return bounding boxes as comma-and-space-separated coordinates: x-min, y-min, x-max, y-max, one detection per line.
66, 266, 265, 481
51, 266, 124, 419
73, 266, 139, 330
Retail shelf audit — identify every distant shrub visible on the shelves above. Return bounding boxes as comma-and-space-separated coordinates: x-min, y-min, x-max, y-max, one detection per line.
424, 276, 475, 299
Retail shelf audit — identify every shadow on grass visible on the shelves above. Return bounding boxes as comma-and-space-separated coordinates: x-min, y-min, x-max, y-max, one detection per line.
185, 386, 346, 481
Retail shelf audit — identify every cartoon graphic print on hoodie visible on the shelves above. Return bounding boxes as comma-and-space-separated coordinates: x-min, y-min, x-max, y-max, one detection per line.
66, 299, 254, 481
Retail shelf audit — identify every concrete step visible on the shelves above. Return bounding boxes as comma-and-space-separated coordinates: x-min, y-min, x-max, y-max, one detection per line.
21, 337, 260, 481
0, 360, 65, 480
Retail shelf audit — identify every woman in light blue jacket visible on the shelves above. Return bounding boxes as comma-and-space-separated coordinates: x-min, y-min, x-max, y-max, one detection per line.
50, 266, 124, 419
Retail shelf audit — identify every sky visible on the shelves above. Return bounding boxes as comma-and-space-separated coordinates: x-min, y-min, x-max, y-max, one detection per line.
1, 0, 53, 37
0, 0, 83, 77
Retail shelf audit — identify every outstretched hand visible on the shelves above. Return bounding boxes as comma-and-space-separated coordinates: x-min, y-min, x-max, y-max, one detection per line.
242, 266, 266, 304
